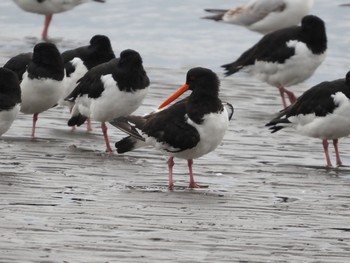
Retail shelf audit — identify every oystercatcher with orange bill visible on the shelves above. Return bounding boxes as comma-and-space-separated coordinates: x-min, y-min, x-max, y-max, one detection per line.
266, 71, 350, 168
12, 0, 105, 41
0, 68, 21, 136
65, 49, 149, 152
222, 15, 327, 108
110, 67, 233, 190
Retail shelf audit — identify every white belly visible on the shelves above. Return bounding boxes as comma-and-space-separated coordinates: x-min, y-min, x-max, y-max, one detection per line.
20, 73, 63, 114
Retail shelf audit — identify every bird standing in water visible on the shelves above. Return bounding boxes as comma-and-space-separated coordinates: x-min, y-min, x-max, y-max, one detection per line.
111, 67, 233, 189
222, 15, 327, 108
12, 0, 106, 41
266, 71, 350, 168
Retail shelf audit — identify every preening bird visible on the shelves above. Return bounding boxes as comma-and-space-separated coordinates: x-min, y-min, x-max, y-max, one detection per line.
110, 67, 234, 189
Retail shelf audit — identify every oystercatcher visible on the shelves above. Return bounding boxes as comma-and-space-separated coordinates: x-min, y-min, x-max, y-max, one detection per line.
65, 49, 150, 152
222, 15, 327, 108
266, 71, 350, 168
12, 0, 105, 41
0, 68, 21, 136
60, 34, 116, 130
203, 0, 313, 34
17, 42, 65, 137
110, 67, 234, 190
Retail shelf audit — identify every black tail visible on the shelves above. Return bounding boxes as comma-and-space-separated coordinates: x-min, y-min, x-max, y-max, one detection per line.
221, 62, 241, 77
67, 113, 87, 127
115, 136, 137, 154
265, 118, 290, 133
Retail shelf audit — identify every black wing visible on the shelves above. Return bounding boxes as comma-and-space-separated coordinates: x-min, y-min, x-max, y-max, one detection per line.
143, 99, 200, 151
65, 58, 119, 101
222, 26, 299, 76
266, 78, 350, 131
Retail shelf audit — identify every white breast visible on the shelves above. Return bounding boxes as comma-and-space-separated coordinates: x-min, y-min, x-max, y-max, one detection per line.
148, 107, 230, 160
89, 74, 149, 122
20, 72, 64, 114
290, 92, 350, 139
13, 0, 86, 14
249, 41, 325, 88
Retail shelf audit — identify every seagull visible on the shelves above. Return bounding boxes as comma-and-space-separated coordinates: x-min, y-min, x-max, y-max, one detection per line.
12, 0, 106, 41
110, 67, 234, 190
60, 34, 116, 131
266, 71, 350, 168
0, 68, 21, 136
6, 42, 65, 138
222, 15, 327, 108
203, 0, 314, 34
65, 49, 150, 152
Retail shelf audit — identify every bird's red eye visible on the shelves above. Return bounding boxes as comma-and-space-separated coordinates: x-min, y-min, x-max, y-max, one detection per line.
190, 75, 196, 80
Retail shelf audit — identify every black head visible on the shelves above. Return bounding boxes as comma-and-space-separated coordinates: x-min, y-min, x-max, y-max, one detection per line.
118, 49, 143, 67
0, 67, 19, 91
345, 71, 350, 85
0, 67, 21, 103
30, 42, 64, 80
33, 42, 62, 65
185, 67, 220, 96
300, 15, 327, 54
301, 15, 325, 32
89, 34, 113, 50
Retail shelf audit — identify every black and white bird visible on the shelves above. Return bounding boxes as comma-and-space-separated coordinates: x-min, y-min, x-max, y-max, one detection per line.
12, 0, 105, 41
60, 34, 116, 131
203, 0, 314, 34
7, 42, 65, 138
0, 68, 21, 136
266, 71, 350, 168
65, 49, 150, 152
222, 15, 327, 108
110, 67, 234, 190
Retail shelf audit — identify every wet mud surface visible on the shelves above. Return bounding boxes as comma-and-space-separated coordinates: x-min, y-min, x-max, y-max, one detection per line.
1, 1, 350, 262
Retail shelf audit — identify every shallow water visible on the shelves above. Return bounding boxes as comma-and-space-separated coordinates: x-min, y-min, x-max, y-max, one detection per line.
1, 1, 350, 262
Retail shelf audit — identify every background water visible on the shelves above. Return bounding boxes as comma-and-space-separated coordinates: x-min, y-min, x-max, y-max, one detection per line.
1, 1, 350, 262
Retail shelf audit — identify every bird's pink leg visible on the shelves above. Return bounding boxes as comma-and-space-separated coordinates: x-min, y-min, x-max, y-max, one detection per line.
168, 157, 175, 190
283, 87, 297, 105
31, 113, 38, 138
333, 139, 342, 166
42, 14, 53, 41
86, 118, 93, 132
188, 159, 206, 188
322, 139, 333, 168
278, 87, 288, 108
101, 122, 112, 152
279, 87, 297, 108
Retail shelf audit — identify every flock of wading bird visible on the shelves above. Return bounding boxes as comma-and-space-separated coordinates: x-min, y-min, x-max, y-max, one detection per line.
1, 0, 350, 189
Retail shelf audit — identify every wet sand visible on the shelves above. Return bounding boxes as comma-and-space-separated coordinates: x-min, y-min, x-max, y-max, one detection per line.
1, 67, 350, 262
1, 1, 350, 262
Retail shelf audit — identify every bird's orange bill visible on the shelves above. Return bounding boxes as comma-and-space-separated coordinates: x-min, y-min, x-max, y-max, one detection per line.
158, 84, 189, 109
